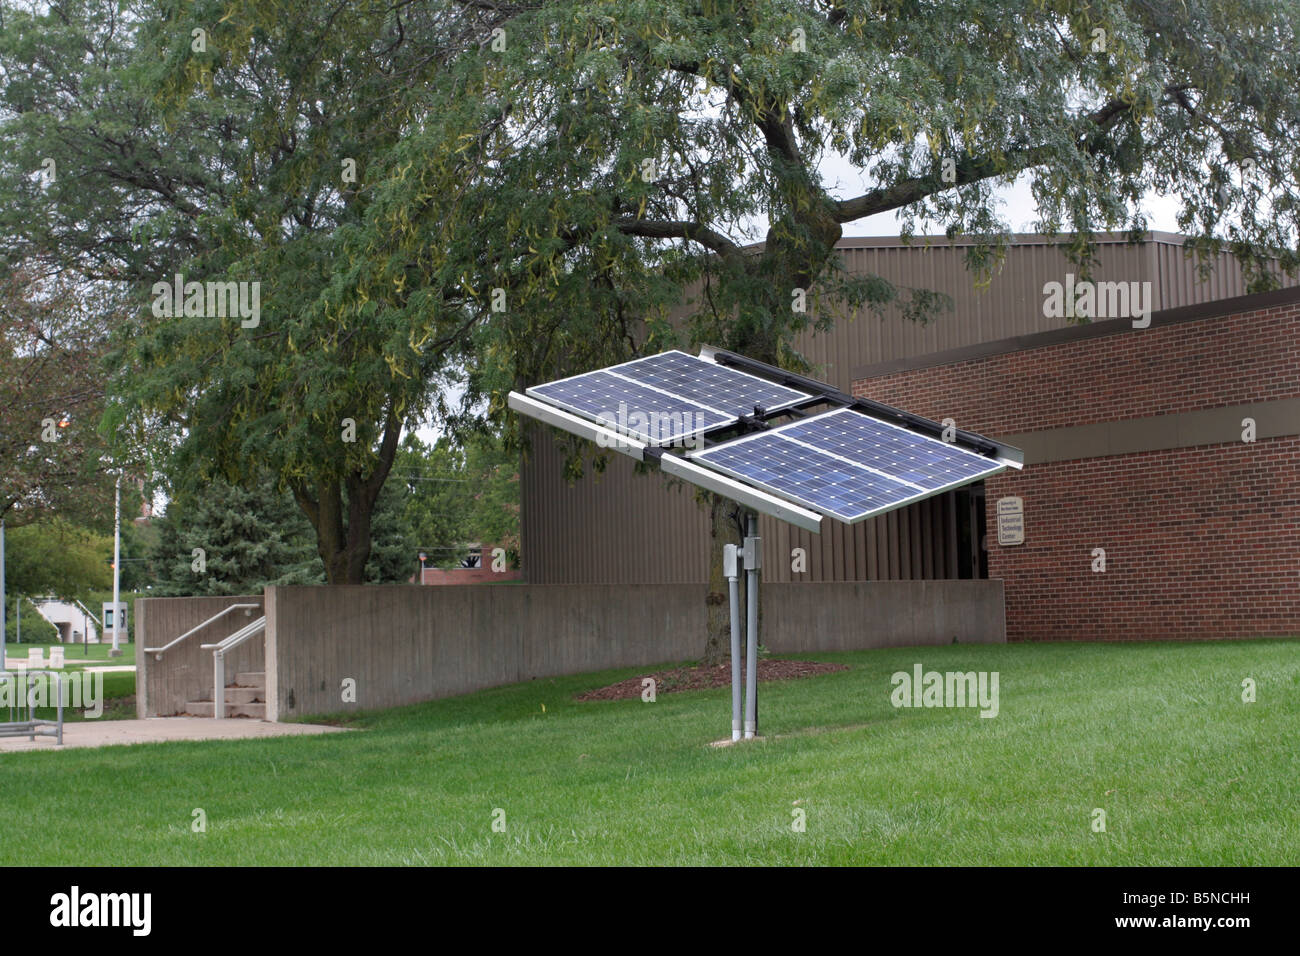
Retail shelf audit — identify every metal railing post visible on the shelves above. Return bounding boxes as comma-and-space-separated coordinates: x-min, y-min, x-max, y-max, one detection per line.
213, 651, 225, 720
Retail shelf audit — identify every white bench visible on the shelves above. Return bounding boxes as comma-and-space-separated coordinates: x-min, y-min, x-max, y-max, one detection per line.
48, 646, 65, 669
27, 647, 45, 668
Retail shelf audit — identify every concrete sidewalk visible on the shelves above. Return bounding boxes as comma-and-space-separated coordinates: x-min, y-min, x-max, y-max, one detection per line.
0, 717, 349, 753
3, 658, 136, 672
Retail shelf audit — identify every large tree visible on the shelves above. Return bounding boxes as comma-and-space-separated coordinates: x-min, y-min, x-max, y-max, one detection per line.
0, 0, 500, 582
333, 0, 1299, 661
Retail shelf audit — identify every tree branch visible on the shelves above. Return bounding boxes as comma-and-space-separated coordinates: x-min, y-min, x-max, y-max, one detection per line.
834, 84, 1194, 223
612, 217, 744, 262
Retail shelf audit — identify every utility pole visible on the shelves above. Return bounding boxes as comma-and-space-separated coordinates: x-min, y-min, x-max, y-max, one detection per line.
1, 517, 6, 674
111, 473, 122, 656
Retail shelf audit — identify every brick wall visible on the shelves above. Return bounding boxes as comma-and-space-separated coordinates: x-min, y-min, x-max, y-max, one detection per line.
853, 300, 1300, 642
857, 302, 1300, 433
420, 566, 523, 585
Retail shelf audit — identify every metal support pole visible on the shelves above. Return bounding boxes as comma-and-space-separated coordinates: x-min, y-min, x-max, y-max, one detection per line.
111, 473, 122, 656
723, 543, 742, 742
743, 513, 760, 739
1, 518, 6, 674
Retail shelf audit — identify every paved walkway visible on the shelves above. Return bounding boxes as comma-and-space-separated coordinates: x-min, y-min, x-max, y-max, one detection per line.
3, 658, 137, 672
0, 717, 349, 753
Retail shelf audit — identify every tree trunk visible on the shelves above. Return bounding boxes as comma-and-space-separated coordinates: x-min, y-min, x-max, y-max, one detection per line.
291, 407, 403, 586
702, 493, 743, 666
297, 477, 375, 585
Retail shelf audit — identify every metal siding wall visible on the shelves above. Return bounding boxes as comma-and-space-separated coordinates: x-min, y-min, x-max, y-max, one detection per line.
1150, 242, 1285, 309
522, 425, 709, 584
794, 237, 1159, 390
521, 234, 1296, 585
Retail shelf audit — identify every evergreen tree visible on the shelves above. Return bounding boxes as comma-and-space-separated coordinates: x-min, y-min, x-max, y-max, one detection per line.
147, 476, 324, 596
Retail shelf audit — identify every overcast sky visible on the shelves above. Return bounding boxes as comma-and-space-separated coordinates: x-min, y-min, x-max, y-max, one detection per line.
809, 156, 1184, 238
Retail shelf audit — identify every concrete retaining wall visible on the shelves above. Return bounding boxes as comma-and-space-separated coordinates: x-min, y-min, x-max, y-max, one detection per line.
264, 580, 1004, 720
264, 584, 707, 720
761, 580, 1005, 652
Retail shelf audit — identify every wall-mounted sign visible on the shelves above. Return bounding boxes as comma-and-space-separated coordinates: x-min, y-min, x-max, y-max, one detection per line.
996, 496, 1024, 546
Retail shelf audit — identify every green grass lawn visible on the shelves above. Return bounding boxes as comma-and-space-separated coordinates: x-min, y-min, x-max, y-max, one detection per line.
5, 640, 136, 667
1, 639, 1296, 865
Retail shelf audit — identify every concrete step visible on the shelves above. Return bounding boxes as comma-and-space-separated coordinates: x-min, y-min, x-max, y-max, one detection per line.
223, 686, 264, 705
184, 700, 266, 719
234, 672, 265, 689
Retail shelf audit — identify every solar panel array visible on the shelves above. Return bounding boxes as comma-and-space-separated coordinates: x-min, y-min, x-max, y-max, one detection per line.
521, 349, 1008, 526
691, 408, 1005, 523
526, 350, 810, 446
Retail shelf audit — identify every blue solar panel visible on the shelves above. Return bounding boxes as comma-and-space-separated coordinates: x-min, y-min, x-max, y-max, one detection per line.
692, 435, 920, 522
526, 350, 810, 447
691, 408, 1004, 523
777, 408, 998, 491
528, 370, 732, 446
613, 351, 809, 418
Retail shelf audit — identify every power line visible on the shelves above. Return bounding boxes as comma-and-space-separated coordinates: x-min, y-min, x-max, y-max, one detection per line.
400, 474, 476, 483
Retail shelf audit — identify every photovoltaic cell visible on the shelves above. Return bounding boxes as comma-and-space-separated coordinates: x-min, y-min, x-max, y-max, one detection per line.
528, 370, 732, 445
777, 408, 999, 491
692, 436, 920, 523
691, 408, 1005, 523
525, 350, 811, 446
612, 351, 809, 418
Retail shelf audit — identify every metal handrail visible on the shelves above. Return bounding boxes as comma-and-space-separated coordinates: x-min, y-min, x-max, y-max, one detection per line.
198, 616, 265, 653
200, 616, 266, 719
143, 603, 261, 660
72, 599, 99, 640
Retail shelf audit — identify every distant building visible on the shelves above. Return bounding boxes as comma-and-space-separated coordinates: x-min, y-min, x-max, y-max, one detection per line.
32, 600, 100, 644
415, 544, 523, 585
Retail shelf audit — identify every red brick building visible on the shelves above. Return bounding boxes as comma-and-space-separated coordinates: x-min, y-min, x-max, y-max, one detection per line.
416, 544, 524, 585
853, 287, 1300, 641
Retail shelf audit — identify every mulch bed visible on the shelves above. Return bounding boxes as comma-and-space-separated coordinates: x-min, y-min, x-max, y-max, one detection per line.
575, 659, 847, 702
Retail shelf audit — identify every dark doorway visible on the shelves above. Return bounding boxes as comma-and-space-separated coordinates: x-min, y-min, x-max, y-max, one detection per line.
954, 484, 989, 579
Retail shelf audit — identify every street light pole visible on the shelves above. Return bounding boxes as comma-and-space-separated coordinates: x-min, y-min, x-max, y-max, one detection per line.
1, 517, 7, 674
111, 473, 122, 657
